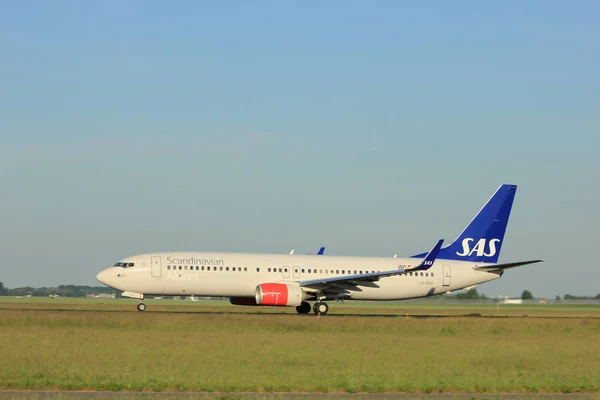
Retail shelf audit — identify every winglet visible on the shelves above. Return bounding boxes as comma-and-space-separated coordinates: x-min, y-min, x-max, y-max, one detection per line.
415, 239, 444, 270
317, 247, 325, 255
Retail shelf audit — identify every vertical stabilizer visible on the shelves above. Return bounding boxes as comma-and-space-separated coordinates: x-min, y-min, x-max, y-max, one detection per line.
411, 184, 517, 263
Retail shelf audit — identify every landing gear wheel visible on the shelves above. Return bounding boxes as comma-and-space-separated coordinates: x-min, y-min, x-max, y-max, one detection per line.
137, 303, 146, 312
296, 301, 311, 314
314, 302, 329, 315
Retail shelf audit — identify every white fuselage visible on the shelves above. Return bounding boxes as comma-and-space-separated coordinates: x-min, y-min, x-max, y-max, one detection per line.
97, 252, 501, 301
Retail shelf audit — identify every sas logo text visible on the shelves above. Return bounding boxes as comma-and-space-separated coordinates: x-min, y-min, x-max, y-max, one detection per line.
456, 238, 500, 257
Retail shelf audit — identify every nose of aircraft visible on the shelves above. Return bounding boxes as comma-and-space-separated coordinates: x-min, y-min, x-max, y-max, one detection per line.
96, 268, 112, 285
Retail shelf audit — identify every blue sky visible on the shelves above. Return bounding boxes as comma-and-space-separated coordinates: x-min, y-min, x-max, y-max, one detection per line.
1, 1, 599, 297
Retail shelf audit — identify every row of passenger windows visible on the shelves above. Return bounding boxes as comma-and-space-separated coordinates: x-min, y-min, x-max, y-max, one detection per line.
166, 265, 433, 277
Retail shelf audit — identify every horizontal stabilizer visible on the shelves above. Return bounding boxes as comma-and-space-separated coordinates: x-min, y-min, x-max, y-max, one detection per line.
474, 259, 544, 271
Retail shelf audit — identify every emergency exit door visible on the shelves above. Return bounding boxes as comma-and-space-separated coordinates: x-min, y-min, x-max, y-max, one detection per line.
151, 256, 162, 278
442, 265, 451, 286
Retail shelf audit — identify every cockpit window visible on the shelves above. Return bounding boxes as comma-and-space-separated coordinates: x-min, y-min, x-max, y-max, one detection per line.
114, 262, 134, 268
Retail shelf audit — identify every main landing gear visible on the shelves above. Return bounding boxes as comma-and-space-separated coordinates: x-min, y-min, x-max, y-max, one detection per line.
296, 301, 311, 314
137, 302, 146, 312
296, 301, 329, 315
313, 301, 329, 315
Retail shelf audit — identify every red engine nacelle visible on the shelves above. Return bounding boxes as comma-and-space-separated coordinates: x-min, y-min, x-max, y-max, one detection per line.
255, 283, 305, 306
229, 297, 259, 306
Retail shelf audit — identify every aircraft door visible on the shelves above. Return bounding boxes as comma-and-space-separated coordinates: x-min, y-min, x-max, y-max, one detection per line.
282, 266, 290, 278
442, 265, 451, 286
151, 256, 162, 278
293, 266, 300, 279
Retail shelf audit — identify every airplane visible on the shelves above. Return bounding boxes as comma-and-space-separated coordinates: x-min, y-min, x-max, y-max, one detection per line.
96, 184, 543, 315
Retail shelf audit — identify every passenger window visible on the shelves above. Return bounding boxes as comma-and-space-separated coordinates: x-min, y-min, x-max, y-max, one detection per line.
226, 267, 229, 271
278, 268, 282, 272
301, 269, 305, 273
256, 268, 260, 272
207, 266, 210, 271
342, 270, 345, 274
307, 269, 311, 273
220, 267, 223, 271
167, 266, 170, 270
244, 267, 247, 271
238, 267, 241, 271
179, 266, 182, 270
201, 266, 204, 271
268, 268, 271, 272
431, 273, 434, 277
284, 268, 288, 273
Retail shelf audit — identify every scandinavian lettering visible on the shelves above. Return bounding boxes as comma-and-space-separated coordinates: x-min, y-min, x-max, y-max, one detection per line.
165, 256, 224, 266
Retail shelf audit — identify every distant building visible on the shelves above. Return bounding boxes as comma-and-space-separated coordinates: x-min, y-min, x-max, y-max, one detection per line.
503, 299, 523, 304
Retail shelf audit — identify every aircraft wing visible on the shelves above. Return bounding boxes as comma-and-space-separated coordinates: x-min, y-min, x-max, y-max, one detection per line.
299, 240, 444, 293
473, 259, 544, 271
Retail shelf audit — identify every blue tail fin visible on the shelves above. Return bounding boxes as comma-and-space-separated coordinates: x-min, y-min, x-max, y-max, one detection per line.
411, 184, 517, 263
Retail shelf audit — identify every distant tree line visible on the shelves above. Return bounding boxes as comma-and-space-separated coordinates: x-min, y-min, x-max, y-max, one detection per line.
0, 282, 116, 298
562, 293, 600, 300
444, 288, 488, 300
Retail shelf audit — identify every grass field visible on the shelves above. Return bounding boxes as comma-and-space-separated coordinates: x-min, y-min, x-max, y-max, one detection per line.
0, 298, 599, 394
1, 297, 599, 317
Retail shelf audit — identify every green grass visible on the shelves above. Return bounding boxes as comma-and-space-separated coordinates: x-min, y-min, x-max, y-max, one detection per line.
1, 307, 599, 394
1, 296, 599, 317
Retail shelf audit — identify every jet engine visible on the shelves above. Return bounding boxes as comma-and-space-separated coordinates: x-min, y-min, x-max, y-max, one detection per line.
255, 283, 305, 306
